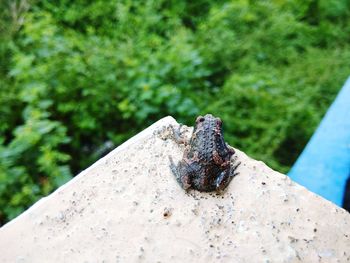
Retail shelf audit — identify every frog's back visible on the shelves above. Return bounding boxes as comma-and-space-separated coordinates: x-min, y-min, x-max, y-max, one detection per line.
189, 117, 219, 163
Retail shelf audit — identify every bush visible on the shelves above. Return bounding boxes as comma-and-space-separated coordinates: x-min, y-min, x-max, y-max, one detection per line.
207, 48, 350, 172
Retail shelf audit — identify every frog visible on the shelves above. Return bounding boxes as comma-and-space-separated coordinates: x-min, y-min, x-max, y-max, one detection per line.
169, 114, 240, 192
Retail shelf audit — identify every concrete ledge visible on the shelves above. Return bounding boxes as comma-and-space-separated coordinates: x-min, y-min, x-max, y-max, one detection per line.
0, 116, 349, 262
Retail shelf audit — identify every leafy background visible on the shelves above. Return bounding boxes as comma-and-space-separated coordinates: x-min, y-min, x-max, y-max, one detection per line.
0, 0, 349, 224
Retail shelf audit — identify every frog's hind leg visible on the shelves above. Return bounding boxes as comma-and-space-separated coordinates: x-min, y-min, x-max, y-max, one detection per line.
215, 169, 233, 192
169, 157, 192, 190
230, 159, 241, 177
215, 159, 241, 192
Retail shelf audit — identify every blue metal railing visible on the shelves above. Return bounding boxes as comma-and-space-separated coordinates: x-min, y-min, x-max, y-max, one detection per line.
288, 77, 350, 207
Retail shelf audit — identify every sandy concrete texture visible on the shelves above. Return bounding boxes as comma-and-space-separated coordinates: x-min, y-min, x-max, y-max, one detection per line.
0, 116, 349, 263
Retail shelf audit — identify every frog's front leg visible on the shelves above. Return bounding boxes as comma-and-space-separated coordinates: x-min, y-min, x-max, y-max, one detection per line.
169, 157, 192, 190
169, 124, 188, 145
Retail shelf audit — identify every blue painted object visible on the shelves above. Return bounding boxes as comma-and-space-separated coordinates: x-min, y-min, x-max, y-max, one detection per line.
288, 77, 350, 206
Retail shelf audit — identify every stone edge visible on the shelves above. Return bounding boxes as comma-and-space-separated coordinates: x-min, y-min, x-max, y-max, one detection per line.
1, 116, 177, 229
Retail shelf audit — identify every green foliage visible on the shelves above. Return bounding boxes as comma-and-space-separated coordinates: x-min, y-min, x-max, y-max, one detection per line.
0, 0, 349, 224
208, 48, 350, 171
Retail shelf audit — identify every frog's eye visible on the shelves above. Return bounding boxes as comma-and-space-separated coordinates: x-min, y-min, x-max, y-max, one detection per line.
196, 116, 204, 123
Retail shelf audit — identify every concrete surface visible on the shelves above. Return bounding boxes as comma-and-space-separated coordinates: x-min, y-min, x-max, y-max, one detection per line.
0, 116, 349, 263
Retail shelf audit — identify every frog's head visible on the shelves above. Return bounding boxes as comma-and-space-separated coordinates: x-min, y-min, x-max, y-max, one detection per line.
195, 114, 222, 130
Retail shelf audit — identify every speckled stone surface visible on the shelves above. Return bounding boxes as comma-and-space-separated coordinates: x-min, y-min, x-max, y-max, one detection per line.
0, 116, 349, 263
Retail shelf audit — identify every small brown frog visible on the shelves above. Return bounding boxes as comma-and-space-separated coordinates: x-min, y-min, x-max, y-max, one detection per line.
169, 114, 240, 192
